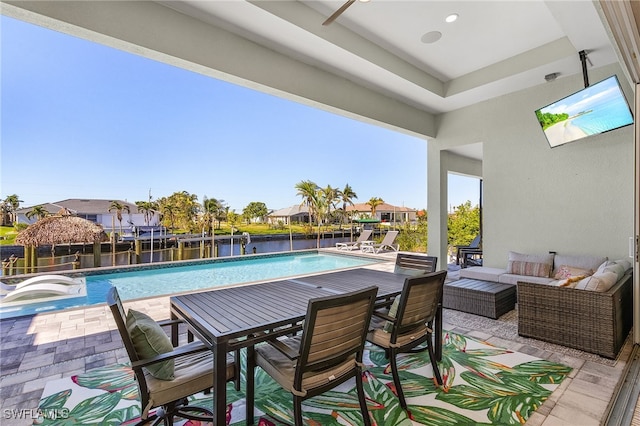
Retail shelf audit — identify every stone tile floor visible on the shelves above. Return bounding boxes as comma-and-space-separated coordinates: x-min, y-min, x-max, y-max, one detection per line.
0, 256, 636, 425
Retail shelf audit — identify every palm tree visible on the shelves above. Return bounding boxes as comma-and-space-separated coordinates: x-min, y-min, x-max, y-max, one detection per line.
109, 200, 130, 236
202, 196, 225, 233
135, 201, 158, 226
321, 185, 340, 223
25, 205, 49, 221
339, 184, 357, 225
295, 180, 319, 226
158, 201, 177, 231
2, 194, 23, 225
366, 197, 384, 218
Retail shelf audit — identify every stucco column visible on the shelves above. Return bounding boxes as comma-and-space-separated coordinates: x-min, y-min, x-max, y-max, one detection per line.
427, 143, 449, 270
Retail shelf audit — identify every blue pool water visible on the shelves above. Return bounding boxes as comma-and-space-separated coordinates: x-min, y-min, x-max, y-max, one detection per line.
0, 252, 380, 319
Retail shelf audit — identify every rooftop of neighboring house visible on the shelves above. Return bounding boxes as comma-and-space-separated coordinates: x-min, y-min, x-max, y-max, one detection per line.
346, 203, 417, 213
15, 199, 138, 215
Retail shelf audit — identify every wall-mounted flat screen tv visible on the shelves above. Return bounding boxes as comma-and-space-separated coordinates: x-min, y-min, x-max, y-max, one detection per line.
535, 75, 634, 148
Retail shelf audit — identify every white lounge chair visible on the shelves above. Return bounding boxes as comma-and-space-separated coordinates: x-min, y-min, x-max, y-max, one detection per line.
361, 230, 400, 254
1, 275, 86, 305
335, 229, 373, 251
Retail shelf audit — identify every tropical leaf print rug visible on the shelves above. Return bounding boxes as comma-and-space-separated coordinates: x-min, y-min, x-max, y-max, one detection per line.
37, 332, 571, 425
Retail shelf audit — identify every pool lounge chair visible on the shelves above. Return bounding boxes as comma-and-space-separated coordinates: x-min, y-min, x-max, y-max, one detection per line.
1, 275, 87, 306
361, 230, 399, 254
335, 229, 372, 250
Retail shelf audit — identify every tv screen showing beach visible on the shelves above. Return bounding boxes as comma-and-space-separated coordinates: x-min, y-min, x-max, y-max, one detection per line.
535, 75, 633, 148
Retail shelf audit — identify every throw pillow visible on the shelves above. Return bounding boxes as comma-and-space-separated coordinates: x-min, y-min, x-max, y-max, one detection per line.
126, 309, 175, 380
507, 251, 554, 278
507, 260, 552, 278
597, 261, 626, 280
574, 271, 618, 292
553, 265, 593, 280
613, 259, 632, 271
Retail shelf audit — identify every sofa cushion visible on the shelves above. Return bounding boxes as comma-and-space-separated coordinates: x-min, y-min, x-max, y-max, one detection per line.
553, 254, 607, 276
498, 274, 554, 285
459, 267, 506, 282
506, 251, 554, 278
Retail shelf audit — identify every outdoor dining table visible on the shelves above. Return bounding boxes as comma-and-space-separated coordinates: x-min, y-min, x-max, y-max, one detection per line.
169, 267, 444, 425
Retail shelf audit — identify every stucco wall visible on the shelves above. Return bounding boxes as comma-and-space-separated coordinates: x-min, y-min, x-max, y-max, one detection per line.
433, 63, 635, 267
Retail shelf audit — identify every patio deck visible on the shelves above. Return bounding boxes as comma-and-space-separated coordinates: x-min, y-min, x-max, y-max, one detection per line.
0, 256, 637, 425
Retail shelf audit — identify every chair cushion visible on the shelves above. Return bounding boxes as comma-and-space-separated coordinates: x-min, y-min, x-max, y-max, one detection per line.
368, 323, 430, 348
255, 336, 356, 396
145, 351, 235, 418
126, 309, 175, 380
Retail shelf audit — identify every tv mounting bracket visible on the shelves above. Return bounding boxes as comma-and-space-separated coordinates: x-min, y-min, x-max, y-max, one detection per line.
579, 50, 591, 88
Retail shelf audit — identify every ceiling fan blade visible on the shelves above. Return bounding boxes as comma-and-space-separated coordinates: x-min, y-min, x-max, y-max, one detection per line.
322, 0, 356, 26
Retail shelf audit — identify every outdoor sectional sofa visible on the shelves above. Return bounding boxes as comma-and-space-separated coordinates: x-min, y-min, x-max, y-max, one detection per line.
460, 252, 633, 358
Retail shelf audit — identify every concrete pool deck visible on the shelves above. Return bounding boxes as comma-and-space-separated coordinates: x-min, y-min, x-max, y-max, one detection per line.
0, 251, 637, 425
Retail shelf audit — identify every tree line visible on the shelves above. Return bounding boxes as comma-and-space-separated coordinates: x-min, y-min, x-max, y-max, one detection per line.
1, 188, 480, 253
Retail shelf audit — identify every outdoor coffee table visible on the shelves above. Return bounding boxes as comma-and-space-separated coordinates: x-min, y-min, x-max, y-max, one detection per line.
443, 278, 516, 319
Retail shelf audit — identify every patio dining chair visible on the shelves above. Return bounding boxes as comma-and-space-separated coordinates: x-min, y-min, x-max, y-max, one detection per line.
394, 252, 438, 275
107, 287, 239, 425
246, 286, 378, 426
366, 270, 447, 410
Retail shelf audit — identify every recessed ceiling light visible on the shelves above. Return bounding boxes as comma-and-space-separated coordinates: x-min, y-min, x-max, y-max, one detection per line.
445, 13, 459, 23
421, 31, 442, 44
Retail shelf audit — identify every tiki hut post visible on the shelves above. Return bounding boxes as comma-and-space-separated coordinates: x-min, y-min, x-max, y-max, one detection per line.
30, 246, 38, 273
93, 241, 101, 267
23, 246, 31, 274
177, 240, 184, 261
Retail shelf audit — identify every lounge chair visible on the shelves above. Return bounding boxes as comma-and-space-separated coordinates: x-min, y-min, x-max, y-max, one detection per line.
335, 229, 372, 250
360, 230, 399, 254
455, 234, 482, 267
1, 275, 87, 305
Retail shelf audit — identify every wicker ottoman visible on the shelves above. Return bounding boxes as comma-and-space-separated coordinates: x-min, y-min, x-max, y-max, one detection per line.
443, 278, 516, 319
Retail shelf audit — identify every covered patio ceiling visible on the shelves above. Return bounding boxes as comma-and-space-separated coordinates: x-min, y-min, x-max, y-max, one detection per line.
3, 1, 640, 161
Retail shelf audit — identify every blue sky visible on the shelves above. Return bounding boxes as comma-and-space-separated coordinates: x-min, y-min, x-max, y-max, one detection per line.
1, 16, 479, 213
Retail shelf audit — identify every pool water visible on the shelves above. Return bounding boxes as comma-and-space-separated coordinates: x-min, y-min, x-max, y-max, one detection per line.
0, 252, 380, 319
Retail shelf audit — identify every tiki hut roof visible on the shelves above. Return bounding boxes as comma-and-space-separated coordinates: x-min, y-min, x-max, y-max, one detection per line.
15, 216, 108, 247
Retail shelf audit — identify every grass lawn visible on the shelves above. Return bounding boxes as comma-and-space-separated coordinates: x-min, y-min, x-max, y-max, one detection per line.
0, 226, 18, 245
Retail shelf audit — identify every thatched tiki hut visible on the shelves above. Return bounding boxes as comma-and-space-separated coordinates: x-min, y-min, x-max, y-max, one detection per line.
15, 215, 108, 272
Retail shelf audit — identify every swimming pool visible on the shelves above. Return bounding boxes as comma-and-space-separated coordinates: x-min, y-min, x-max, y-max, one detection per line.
0, 251, 381, 319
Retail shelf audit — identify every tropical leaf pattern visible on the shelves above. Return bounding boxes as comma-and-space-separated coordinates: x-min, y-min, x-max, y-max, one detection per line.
37, 332, 571, 425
